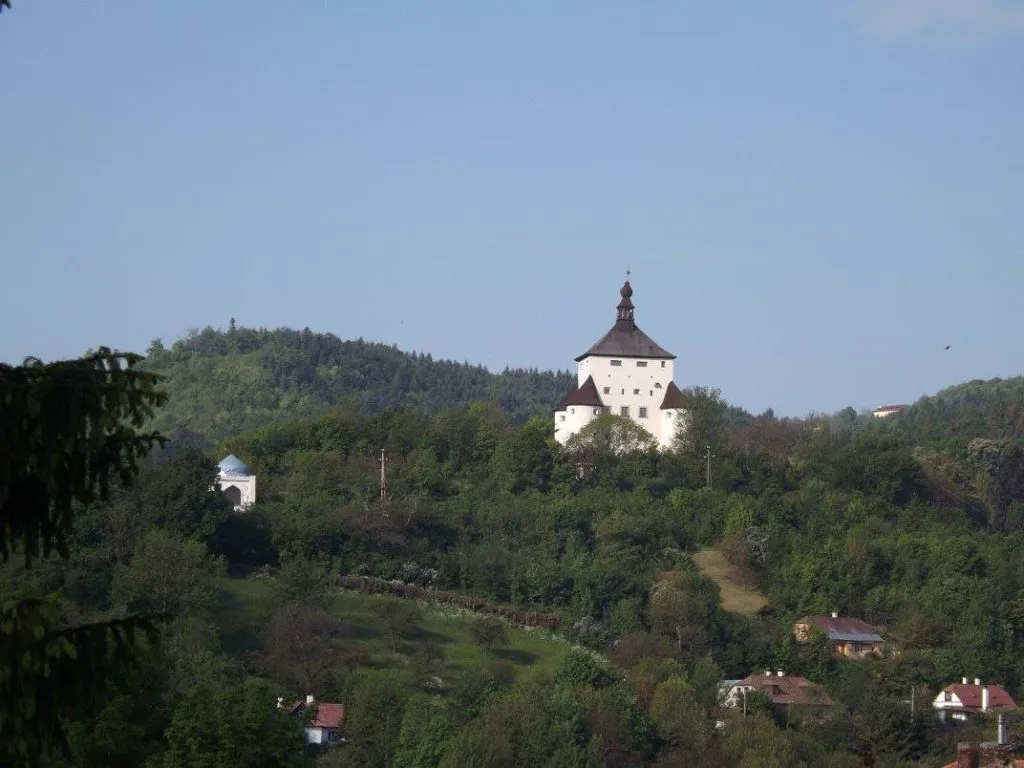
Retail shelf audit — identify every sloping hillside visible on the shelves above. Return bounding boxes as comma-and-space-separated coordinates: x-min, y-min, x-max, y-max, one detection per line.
140, 326, 573, 441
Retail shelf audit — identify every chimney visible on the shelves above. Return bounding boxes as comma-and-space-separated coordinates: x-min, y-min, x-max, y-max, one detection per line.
306, 694, 315, 705
963, 677, 970, 685
975, 678, 981, 686
998, 713, 1008, 745
831, 611, 838, 619
764, 669, 771, 677
982, 686, 989, 712
956, 742, 978, 768
777, 670, 785, 677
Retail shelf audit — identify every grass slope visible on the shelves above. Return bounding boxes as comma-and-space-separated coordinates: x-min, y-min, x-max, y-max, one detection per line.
214, 577, 570, 681
693, 549, 768, 616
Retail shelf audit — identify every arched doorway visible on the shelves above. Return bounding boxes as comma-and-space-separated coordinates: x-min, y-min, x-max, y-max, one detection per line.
222, 484, 242, 508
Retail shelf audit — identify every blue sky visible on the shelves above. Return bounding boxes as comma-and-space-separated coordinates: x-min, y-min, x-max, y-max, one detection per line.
2, 1, 1022, 416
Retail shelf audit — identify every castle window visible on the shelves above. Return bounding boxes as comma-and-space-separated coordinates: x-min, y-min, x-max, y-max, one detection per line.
570, 408, 575, 414
633, 388, 640, 395
610, 360, 622, 366
661, 361, 666, 368
559, 414, 565, 422
655, 382, 662, 389
639, 407, 648, 418
603, 386, 610, 394
637, 361, 647, 367
620, 406, 629, 417
650, 390, 653, 396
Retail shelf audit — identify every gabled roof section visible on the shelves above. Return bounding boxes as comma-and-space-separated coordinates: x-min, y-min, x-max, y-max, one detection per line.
575, 280, 675, 362
660, 381, 687, 410
557, 376, 605, 409
286, 700, 346, 728
312, 703, 346, 728
797, 615, 883, 643
941, 683, 1017, 710
734, 674, 834, 707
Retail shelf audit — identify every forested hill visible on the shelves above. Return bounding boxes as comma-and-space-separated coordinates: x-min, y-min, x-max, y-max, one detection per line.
140, 325, 574, 441
891, 376, 1024, 445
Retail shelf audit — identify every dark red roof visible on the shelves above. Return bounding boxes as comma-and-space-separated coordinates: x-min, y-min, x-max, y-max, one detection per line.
287, 700, 346, 728
734, 674, 834, 707
557, 376, 605, 409
659, 381, 687, 410
942, 683, 1017, 711
312, 703, 345, 728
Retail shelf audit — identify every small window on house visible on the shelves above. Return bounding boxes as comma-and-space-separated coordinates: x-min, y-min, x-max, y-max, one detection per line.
593, 408, 599, 415
610, 360, 622, 366
621, 389, 625, 395
570, 408, 575, 414
637, 361, 647, 367
661, 361, 666, 368
633, 388, 640, 395
620, 406, 629, 417
559, 414, 565, 422
649, 390, 653, 396
655, 382, 662, 388
639, 407, 648, 418
603, 386, 610, 394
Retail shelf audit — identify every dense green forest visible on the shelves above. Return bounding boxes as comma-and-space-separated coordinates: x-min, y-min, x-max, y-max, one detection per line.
139, 325, 575, 441
6, 339, 1024, 766
893, 376, 1024, 444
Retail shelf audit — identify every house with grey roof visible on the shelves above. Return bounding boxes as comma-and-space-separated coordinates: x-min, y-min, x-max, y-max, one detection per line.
793, 612, 885, 658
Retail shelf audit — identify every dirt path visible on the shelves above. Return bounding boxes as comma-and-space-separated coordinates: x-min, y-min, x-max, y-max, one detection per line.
692, 549, 768, 616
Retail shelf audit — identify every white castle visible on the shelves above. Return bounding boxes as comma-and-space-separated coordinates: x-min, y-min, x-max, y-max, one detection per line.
554, 279, 687, 450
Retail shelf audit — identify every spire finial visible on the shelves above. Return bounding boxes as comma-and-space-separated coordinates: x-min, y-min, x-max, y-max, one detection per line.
616, 275, 635, 325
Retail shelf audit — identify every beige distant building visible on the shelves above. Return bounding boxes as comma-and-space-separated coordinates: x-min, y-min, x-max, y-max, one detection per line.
872, 404, 907, 419
794, 613, 885, 658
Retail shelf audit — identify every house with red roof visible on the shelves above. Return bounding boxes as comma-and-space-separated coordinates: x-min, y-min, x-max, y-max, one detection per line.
723, 671, 834, 712
933, 678, 1017, 723
793, 612, 885, 658
282, 694, 346, 746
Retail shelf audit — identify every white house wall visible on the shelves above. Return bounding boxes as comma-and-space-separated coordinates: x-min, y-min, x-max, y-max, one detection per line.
217, 474, 256, 511
558, 355, 681, 449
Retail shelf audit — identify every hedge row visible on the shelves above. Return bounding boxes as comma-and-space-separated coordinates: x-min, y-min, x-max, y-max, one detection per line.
338, 576, 562, 630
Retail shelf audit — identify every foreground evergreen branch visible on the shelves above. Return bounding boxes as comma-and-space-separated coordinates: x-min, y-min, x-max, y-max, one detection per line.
0, 348, 167, 566
0, 348, 167, 764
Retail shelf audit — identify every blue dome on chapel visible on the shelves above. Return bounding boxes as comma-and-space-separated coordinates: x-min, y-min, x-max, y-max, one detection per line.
218, 454, 249, 475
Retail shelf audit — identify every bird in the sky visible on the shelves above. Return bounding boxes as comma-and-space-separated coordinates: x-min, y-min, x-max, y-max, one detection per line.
945, 345, 952, 350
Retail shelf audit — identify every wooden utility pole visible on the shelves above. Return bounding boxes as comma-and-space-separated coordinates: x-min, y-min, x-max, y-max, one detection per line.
379, 448, 388, 515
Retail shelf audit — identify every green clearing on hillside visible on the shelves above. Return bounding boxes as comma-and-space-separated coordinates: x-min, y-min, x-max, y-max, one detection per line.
692, 549, 768, 616
213, 576, 571, 680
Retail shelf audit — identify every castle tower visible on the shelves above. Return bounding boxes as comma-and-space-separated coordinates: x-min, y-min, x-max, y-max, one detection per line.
554, 280, 687, 450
